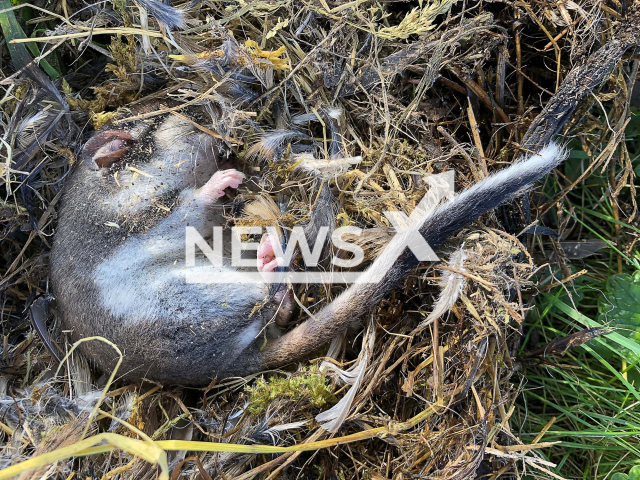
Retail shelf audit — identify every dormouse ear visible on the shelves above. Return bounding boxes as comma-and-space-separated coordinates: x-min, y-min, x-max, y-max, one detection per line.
81, 130, 134, 170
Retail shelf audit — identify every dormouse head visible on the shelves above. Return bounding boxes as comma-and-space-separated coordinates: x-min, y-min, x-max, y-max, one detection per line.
81, 104, 228, 173
79, 104, 230, 217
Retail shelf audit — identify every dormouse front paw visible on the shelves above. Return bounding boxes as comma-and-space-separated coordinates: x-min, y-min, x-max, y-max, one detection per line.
196, 169, 245, 205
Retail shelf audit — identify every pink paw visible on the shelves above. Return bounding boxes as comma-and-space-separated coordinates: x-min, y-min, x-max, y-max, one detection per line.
197, 169, 245, 203
257, 234, 282, 273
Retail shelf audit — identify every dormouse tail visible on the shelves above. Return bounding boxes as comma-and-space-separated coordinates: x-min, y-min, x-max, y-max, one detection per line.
259, 143, 567, 370
419, 143, 566, 249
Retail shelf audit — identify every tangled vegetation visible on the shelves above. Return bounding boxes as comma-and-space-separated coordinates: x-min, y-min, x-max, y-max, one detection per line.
1, 0, 639, 478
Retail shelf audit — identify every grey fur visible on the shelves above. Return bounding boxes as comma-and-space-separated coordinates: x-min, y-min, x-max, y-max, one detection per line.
135, 0, 185, 29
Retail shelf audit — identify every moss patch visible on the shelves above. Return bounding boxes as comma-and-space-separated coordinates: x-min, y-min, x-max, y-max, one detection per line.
245, 367, 336, 415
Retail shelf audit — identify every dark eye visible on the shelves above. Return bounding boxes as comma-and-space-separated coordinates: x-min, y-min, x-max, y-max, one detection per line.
82, 130, 134, 170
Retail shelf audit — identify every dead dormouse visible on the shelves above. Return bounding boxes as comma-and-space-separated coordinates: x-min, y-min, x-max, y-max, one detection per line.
50, 104, 291, 384
51, 103, 566, 385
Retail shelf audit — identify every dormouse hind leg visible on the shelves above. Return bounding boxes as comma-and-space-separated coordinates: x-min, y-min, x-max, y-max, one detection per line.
257, 233, 280, 273
258, 234, 295, 326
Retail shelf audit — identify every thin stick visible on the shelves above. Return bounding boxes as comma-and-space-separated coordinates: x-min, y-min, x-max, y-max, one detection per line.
167, 110, 243, 145
467, 99, 488, 177
10, 27, 166, 43
437, 126, 481, 182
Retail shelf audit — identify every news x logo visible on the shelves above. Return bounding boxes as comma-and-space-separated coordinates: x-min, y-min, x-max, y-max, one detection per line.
185, 171, 455, 284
